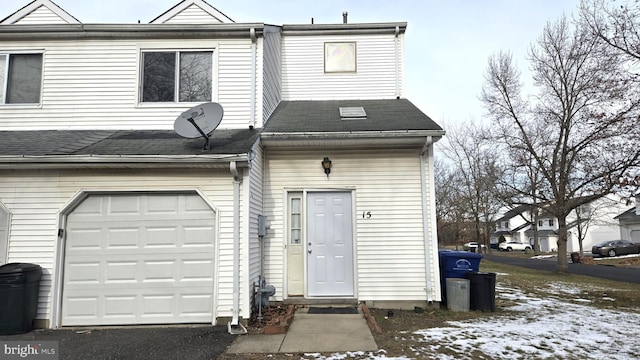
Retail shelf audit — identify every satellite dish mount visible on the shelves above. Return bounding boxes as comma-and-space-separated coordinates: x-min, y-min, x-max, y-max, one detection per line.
174, 102, 224, 151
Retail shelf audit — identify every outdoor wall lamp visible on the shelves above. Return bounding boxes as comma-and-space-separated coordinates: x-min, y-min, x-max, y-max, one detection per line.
321, 157, 332, 177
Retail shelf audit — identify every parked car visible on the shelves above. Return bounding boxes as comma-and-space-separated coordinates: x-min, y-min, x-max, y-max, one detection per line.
463, 242, 486, 251
591, 240, 640, 257
499, 241, 532, 252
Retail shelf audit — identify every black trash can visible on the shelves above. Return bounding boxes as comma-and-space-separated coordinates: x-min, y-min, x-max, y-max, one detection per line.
466, 271, 496, 312
0, 263, 42, 335
570, 252, 580, 264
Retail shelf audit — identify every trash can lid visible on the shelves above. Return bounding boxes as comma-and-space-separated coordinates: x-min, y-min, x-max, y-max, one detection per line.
438, 250, 483, 259
0, 263, 42, 275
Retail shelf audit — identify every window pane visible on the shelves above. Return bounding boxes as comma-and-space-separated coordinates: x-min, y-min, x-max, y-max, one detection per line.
291, 229, 301, 245
7, 54, 42, 104
0, 56, 6, 102
291, 198, 301, 213
179, 52, 212, 102
291, 214, 301, 229
142, 52, 175, 102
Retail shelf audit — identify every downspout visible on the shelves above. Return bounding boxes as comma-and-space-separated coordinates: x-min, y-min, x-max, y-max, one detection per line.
228, 161, 247, 334
420, 136, 434, 302
249, 27, 257, 129
394, 25, 401, 99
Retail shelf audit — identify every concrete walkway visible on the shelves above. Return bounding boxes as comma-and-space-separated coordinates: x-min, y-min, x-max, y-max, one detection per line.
226, 308, 377, 354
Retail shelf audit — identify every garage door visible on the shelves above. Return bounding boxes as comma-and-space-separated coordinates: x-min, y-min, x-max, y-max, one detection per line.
631, 230, 640, 243
62, 193, 216, 326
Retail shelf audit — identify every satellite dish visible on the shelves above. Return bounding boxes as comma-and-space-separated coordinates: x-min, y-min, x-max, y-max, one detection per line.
174, 102, 224, 150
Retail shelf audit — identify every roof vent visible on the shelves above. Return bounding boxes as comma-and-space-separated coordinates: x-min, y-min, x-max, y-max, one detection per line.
339, 106, 366, 120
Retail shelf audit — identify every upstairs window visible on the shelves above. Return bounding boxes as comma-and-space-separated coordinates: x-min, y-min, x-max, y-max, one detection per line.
141, 50, 213, 103
0, 53, 43, 104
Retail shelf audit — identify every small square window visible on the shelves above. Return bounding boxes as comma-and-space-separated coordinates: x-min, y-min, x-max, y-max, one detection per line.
324, 42, 356, 73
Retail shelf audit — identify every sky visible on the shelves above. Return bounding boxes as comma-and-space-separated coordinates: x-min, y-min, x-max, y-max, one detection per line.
0, 0, 583, 128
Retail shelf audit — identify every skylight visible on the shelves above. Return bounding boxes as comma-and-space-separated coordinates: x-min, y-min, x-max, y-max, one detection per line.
339, 106, 367, 119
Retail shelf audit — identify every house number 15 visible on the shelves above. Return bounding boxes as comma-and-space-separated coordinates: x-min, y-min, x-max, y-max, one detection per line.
362, 211, 372, 219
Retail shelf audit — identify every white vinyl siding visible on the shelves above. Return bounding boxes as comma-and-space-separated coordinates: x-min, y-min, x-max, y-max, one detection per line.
263, 148, 429, 302
0, 38, 255, 130
246, 143, 264, 308
11, 5, 71, 25
0, 169, 247, 325
161, 4, 226, 24
262, 27, 282, 124
282, 34, 403, 100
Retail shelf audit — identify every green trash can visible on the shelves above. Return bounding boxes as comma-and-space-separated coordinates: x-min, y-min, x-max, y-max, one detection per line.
0, 263, 42, 335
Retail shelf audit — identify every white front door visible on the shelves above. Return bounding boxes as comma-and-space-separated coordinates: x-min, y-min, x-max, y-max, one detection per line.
307, 192, 354, 297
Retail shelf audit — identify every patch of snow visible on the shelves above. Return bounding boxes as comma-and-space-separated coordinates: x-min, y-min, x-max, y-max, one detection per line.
593, 253, 640, 261
408, 285, 640, 359
531, 254, 556, 259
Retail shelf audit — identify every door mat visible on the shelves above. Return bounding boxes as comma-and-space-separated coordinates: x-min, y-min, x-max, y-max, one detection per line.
307, 307, 359, 314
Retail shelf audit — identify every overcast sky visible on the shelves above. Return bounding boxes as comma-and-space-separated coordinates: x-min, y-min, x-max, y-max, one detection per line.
0, 0, 582, 127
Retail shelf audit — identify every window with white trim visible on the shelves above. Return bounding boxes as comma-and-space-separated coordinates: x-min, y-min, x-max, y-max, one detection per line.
290, 196, 302, 245
141, 50, 213, 103
0, 53, 43, 104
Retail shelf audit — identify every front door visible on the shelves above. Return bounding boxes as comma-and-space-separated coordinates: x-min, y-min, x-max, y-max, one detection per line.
307, 192, 354, 297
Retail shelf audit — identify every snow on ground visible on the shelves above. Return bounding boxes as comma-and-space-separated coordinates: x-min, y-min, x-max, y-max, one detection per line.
302, 276, 640, 360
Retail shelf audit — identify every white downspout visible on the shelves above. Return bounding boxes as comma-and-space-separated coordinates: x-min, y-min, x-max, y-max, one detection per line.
249, 27, 257, 129
420, 136, 434, 302
394, 25, 401, 99
228, 161, 247, 334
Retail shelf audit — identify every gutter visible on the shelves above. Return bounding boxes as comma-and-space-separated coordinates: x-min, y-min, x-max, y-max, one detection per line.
395, 25, 401, 99
228, 161, 248, 335
0, 23, 266, 41
250, 27, 258, 129
420, 136, 436, 303
0, 154, 250, 170
261, 130, 446, 140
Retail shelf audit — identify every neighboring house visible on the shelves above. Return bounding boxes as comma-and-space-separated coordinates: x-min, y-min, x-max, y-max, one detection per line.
615, 206, 640, 243
0, 0, 445, 330
490, 204, 532, 246
493, 196, 631, 253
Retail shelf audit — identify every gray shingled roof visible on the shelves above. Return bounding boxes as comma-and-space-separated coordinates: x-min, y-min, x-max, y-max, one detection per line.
263, 99, 442, 133
0, 129, 259, 156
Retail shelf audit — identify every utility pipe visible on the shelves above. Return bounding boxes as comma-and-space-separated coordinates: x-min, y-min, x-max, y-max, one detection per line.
228, 161, 247, 334
249, 28, 257, 129
394, 25, 401, 99
420, 136, 435, 302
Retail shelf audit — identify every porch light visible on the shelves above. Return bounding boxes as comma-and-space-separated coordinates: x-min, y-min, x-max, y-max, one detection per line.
321, 157, 332, 177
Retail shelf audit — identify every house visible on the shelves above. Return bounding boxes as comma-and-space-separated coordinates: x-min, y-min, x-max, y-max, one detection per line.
615, 206, 640, 243
0, 0, 445, 330
492, 196, 631, 253
490, 204, 532, 247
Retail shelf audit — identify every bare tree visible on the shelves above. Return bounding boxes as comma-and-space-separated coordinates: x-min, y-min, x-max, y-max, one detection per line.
437, 120, 504, 252
482, 16, 640, 272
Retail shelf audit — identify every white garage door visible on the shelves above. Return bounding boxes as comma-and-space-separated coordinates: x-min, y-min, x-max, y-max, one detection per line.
631, 230, 640, 243
62, 193, 216, 326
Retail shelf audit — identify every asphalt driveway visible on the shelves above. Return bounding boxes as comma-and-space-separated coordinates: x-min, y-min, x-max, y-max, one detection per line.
0, 326, 235, 360
483, 253, 640, 284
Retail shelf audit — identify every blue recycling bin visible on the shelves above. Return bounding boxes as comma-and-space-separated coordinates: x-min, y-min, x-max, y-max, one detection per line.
438, 250, 482, 305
